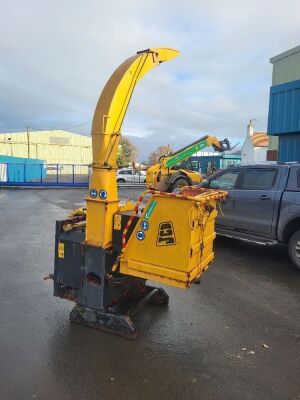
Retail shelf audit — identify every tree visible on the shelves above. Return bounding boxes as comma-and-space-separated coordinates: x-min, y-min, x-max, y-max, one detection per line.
148, 145, 173, 166
117, 136, 138, 168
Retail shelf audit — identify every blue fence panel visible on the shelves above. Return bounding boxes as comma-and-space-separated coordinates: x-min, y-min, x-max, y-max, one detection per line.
0, 162, 90, 187
0, 155, 46, 183
6, 162, 46, 182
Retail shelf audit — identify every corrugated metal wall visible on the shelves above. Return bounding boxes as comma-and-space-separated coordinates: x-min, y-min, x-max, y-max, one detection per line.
0, 130, 92, 164
268, 79, 300, 135
271, 45, 300, 85
278, 134, 300, 162
268, 46, 300, 162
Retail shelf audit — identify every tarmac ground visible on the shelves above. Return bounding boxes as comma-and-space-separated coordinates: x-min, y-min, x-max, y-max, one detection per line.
0, 188, 299, 400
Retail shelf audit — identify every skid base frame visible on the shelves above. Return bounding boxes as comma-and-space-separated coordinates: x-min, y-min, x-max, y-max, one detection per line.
70, 287, 169, 339
54, 222, 170, 338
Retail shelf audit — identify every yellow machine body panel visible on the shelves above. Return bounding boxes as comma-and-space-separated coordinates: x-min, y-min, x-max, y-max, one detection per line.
119, 187, 227, 289
184, 170, 202, 184
146, 166, 203, 192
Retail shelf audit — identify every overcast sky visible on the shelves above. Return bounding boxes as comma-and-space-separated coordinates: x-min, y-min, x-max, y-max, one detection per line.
1, 0, 299, 160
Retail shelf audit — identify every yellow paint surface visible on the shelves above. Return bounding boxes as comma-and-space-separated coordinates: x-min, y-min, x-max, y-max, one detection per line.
120, 190, 225, 288
58, 242, 65, 258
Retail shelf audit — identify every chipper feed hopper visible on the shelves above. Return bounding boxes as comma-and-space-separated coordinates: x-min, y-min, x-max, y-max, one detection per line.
51, 48, 227, 338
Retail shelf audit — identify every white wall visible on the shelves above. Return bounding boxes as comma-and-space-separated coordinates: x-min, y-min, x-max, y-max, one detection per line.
241, 120, 267, 163
241, 134, 254, 163
0, 164, 7, 182
254, 147, 267, 162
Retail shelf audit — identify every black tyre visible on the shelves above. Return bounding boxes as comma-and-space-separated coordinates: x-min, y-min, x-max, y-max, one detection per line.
117, 178, 125, 183
171, 178, 189, 191
288, 230, 300, 270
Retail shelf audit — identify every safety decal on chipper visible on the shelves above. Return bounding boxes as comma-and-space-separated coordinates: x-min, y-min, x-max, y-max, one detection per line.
58, 242, 65, 258
114, 214, 122, 231
89, 188, 97, 198
99, 190, 107, 200
136, 231, 145, 241
145, 200, 157, 220
156, 221, 176, 246
140, 221, 149, 230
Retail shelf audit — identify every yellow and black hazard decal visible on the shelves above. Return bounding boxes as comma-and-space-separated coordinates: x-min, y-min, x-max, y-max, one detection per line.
58, 242, 65, 258
114, 213, 122, 231
156, 221, 176, 246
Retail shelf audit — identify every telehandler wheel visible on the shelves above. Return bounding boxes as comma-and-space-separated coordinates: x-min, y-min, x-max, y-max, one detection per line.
171, 177, 189, 191
288, 230, 300, 271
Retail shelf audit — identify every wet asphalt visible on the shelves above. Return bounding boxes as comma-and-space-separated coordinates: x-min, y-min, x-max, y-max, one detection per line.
0, 188, 299, 400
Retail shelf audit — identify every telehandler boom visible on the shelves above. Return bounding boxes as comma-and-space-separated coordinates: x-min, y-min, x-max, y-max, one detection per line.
50, 48, 227, 338
146, 135, 231, 192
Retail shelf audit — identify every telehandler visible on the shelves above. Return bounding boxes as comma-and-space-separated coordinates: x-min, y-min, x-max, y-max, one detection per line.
50, 48, 227, 338
146, 135, 231, 192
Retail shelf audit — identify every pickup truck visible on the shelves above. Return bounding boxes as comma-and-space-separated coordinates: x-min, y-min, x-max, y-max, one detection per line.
200, 163, 300, 270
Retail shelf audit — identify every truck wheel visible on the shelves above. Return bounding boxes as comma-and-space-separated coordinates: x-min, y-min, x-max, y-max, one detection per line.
117, 178, 125, 183
171, 178, 189, 191
288, 230, 300, 270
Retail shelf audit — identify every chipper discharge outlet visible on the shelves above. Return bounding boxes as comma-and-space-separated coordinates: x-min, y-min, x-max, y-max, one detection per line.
50, 48, 227, 338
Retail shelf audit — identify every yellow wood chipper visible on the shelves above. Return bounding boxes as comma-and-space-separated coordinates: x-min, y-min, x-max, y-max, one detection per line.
50, 48, 227, 338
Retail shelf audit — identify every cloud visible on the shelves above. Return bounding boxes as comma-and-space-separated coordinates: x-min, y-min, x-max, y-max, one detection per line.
0, 0, 299, 160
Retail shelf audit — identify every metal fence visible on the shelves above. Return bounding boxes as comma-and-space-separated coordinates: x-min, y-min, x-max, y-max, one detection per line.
0, 163, 91, 187
0, 163, 147, 187
0, 158, 242, 187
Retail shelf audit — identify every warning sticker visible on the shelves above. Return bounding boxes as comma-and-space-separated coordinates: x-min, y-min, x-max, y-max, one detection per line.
136, 231, 145, 241
89, 188, 97, 198
145, 201, 157, 220
99, 190, 107, 200
114, 214, 121, 231
141, 220, 149, 231
58, 242, 65, 258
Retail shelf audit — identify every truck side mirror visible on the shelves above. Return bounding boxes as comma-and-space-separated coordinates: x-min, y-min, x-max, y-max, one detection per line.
201, 180, 210, 188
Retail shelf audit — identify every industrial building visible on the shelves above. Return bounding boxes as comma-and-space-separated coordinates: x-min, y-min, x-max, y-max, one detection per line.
0, 130, 92, 164
268, 45, 300, 161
